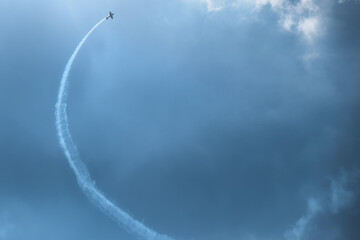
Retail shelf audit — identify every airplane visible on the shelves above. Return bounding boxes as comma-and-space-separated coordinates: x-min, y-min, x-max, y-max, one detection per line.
106, 11, 114, 20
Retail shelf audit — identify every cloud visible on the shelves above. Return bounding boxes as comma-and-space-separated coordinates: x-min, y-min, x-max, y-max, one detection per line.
297, 16, 321, 44
189, 0, 324, 44
284, 170, 359, 240
187, 0, 225, 12
200, 0, 224, 11
329, 171, 357, 214
283, 198, 322, 240
338, 0, 360, 3
259, 0, 322, 44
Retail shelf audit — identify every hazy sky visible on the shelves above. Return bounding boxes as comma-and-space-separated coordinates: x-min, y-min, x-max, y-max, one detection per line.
0, 0, 359, 240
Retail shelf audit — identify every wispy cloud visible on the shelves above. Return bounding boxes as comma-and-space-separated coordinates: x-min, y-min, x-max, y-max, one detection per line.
284, 198, 322, 240
284, 170, 358, 240
200, 0, 225, 12
188, 0, 325, 44
329, 171, 356, 214
338, 0, 360, 3
255, 0, 322, 44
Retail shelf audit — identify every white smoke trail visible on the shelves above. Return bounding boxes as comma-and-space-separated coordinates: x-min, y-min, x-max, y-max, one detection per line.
55, 17, 173, 240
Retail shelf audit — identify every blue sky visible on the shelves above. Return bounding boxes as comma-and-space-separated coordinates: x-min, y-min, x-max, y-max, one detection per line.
1, 0, 360, 240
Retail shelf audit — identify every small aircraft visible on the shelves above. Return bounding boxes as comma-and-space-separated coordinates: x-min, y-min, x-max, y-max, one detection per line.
106, 11, 114, 20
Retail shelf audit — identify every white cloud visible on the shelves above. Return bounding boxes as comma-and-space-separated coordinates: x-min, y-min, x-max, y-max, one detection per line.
249, 0, 322, 44
196, 0, 225, 12
189, 0, 324, 44
297, 16, 321, 43
281, 14, 295, 31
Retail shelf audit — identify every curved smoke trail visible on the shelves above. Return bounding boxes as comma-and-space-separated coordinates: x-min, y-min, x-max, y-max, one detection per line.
55, 17, 173, 240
